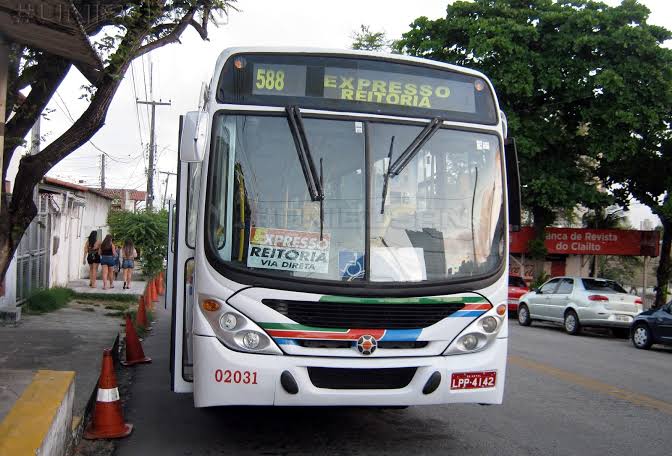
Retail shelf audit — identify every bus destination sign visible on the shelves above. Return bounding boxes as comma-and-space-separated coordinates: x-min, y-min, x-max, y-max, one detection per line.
221, 54, 496, 124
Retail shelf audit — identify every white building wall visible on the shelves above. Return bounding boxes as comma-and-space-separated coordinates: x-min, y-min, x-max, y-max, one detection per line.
80, 193, 112, 279
47, 192, 90, 287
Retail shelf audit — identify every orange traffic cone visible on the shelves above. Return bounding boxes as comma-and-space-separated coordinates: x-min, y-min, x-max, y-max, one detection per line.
150, 279, 159, 303
157, 274, 165, 296
83, 349, 133, 439
136, 295, 149, 330
121, 314, 151, 366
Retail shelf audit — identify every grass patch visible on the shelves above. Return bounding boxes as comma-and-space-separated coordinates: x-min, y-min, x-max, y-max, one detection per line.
80, 307, 96, 312
71, 292, 138, 302
104, 303, 130, 311
25, 287, 74, 314
105, 311, 125, 317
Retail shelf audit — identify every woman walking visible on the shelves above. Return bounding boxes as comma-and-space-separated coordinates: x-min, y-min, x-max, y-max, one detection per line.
99, 234, 117, 290
121, 239, 137, 290
83, 231, 101, 288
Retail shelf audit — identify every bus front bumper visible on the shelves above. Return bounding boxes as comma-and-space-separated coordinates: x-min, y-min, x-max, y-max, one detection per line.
192, 335, 507, 407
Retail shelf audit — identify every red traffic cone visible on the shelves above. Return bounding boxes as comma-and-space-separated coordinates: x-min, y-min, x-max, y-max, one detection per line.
83, 349, 133, 439
144, 284, 154, 311
121, 314, 151, 366
136, 295, 149, 330
157, 274, 165, 296
150, 279, 159, 303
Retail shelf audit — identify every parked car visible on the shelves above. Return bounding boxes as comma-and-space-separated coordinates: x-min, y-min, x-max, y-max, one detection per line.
631, 300, 672, 349
508, 275, 529, 316
517, 277, 643, 337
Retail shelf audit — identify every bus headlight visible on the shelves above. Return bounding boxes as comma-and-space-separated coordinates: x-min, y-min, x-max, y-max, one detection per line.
480, 316, 498, 333
220, 313, 238, 330
199, 297, 282, 355
443, 308, 504, 356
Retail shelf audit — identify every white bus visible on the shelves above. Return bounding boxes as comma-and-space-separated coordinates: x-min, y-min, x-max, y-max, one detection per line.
167, 47, 521, 407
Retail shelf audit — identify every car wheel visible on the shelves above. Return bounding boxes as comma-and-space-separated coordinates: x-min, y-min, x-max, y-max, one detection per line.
518, 304, 532, 326
631, 323, 653, 350
611, 328, 629, 339
564, 310, 581, 335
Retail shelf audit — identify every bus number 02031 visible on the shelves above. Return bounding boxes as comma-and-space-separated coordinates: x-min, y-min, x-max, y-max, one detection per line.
255, 68, 285, 91
214, 369, 258, 384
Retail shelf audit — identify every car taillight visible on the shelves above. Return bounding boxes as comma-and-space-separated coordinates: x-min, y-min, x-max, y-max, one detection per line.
588, 295, 609, 301
634, 297, 643, 304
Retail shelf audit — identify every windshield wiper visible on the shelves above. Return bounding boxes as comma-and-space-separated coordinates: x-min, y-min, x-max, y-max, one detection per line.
387, 117, 442, 177
285, 106, 324, 202
380, 136, 395, 214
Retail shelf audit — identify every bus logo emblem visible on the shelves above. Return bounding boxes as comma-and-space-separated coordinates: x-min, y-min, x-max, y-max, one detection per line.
356, 335, 377, 355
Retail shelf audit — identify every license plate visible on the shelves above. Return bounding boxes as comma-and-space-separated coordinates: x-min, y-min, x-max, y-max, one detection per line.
451, 371, 497, 390
615, 315, 632, 322
507, 298, 519, 305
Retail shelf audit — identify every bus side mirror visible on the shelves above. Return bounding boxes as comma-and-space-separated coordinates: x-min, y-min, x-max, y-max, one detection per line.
505, 137, 522, 232
179, 111, 208, 162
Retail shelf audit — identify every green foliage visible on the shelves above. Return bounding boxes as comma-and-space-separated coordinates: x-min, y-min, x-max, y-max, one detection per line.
351, 25, 390, 52
72, 292, 138, 302
108, 210, 168, 276
26, 287, 74, 314
395, 0, 672, 226
527, 238, 547, 260
530, 271, 550, 290
597, 255, 642, 286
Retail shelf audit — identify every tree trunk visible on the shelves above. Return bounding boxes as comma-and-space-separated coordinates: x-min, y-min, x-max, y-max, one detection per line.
654, 218, 671, 309
530, 206, 553, 280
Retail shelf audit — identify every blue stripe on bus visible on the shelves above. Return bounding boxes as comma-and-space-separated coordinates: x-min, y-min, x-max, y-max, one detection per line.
274, 338, 299, 345
380, 329, 422, 342
451, 310, 486, 317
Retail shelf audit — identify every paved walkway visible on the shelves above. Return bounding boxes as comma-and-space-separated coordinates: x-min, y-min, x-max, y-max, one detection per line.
68, 278, 146, 295
0, 301, 126, 422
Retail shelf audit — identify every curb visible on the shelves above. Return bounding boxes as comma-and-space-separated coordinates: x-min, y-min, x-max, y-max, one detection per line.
0, 370, 75, 456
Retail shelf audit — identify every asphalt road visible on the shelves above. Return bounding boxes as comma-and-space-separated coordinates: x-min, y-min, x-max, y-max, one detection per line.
114, 305, 672, 456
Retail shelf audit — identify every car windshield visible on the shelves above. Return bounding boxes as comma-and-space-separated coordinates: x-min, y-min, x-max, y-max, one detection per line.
581, 278, 627, 293
205, 114, 504, 284
509, 276, 527, 288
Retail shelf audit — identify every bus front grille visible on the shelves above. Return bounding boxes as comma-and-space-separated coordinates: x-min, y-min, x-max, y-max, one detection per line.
307, 367, 416, 390
262, 299, 466, 329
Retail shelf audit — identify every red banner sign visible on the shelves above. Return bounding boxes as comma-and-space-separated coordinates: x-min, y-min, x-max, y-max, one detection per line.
510, 227, 659, 257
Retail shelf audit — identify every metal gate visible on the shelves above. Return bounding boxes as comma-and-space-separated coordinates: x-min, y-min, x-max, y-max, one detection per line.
15, 194, 50, 303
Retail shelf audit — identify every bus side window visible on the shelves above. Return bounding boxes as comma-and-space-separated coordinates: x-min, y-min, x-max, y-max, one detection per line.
207, 124, 230, 251
186, 162, 201, 249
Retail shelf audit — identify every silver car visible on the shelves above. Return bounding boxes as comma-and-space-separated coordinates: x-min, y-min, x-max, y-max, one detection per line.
517, 277, 643, 337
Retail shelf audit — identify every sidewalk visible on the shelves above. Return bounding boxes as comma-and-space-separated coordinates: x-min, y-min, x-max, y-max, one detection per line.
68, 278, 146, 295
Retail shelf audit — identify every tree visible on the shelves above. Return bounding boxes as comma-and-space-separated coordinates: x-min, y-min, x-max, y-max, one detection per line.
351, 25, 390, 52
582, 207, 642, 283
108, 210, 168, 276
395, 0, 669, 233
602, 138, 672, 307
395, 0, 672, 293
0, 1, 236, 283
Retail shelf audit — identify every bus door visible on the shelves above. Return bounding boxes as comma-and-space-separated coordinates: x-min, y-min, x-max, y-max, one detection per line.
169, 116, 202, 393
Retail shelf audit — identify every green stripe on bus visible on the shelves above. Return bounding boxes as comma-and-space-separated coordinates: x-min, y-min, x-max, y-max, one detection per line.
318, 296, 486, 304
259, 323, 349, 332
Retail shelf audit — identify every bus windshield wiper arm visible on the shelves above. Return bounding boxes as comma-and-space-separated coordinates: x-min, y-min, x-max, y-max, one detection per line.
387, 117, 443, 177
380, 136, 395, 214
285, 106, 324, 202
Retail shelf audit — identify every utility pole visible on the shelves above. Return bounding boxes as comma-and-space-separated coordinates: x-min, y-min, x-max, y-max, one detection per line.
159, 170, 177, 210
137, 99, 170, 210
100, 153, 106, 189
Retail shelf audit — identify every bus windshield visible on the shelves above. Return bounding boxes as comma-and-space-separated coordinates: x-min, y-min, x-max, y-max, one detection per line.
205, 114, 504, 284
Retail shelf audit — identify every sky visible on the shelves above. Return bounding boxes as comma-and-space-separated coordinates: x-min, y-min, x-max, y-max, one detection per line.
9, 0, 672, 227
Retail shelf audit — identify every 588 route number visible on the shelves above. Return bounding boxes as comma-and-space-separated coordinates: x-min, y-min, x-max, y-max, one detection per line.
214, 369, 258, 384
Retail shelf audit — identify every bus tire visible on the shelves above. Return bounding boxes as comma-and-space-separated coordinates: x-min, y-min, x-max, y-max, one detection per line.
564, 310, 581, 335
518, 304, 531, 326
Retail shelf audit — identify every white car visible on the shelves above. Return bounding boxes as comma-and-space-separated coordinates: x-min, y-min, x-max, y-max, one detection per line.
517, 277, 643, 337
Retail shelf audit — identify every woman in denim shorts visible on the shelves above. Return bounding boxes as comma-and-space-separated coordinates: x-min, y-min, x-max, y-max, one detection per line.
121, 239, 138, 290
99, 234, 117, 289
